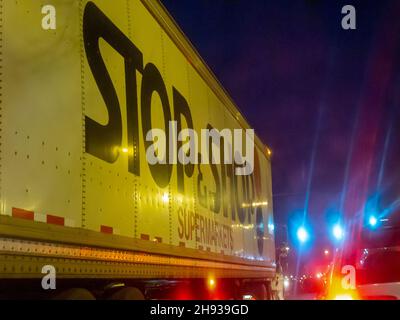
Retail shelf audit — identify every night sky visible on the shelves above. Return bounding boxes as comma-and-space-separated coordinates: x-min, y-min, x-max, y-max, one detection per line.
161, 0, 400, 269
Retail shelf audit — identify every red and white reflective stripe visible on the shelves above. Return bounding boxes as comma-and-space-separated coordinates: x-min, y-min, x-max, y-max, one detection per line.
12, 207, 34, 220
11, 207, 75, 227
47, 214, 64, 226
141, 234, 150, 241
141, 233, 163, 243
154, 236, 162, 243
11, 208, 159, 241
33, 212, 46, 223
100, 226, 121, 235
100, 225, 113, 234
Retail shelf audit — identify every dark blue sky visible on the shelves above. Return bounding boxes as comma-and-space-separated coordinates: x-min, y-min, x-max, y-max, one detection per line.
161, 0, 400, 256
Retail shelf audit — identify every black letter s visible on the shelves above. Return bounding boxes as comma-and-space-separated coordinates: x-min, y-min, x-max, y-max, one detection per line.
83, 2, 123, 163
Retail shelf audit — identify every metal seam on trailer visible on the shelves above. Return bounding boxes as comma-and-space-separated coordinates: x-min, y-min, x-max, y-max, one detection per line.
193, 174, 199, 251
126, 0, 138, 243
126, 0, 132, 38
160, 23, 172, 247
134, 180, 138, 239
0, 0, 3, 216
168, 184, 172, 245
79, 0, 87, 229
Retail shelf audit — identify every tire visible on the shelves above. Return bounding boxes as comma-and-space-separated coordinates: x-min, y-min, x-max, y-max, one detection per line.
108, 287, 145, 300
54, 288, 96, 300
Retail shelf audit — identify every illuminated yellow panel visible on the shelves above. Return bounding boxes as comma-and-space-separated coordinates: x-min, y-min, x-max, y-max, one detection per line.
129, 0, 164, 71
224, 112, 246, 258
184, 66, 218, 253
82, 1, 135, 236
129, 1, 170, 243
2, 1, 82, 225
260, 148, 276, 264
206, 90, 231, 255
162, 29, 197, 249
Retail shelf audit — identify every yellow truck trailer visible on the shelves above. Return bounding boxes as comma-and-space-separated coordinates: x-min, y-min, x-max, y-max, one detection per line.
0, 0, 276, 299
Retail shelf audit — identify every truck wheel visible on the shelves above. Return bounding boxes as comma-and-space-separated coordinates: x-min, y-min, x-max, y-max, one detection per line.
108, 287, 144, 300
54, 288, 96, 300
